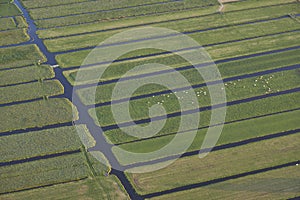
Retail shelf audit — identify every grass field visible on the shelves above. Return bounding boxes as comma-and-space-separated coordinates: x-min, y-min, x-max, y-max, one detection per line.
0, 125, 93, 163
0, 2, 21, 17
0, 176, 130, 200
0, 28, 29, 46
114, 109, 300, 165
151, 165, 300, 200
0, 80, 64, 104
125, 133, 300, 195
44, 12, 300, 52
0, 65, 54, 86
0, 45, 46, 69
0, 153, 90, 194
105, 92, 300, 144
75, 48, 300, 104
0, 98, 78, 133
90, 69, 300, 127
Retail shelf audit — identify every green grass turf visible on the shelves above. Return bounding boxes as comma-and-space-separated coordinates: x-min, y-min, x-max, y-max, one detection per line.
44, 11, 300, 52
21, 0, 91, 9
0, 65, 54, 86
90, 69, 300, 127
75, 48, 300, 105
114, 109, 300, 165
0, 125, 94, 163
56, 26, 300, 69
0, 175, 130, 200
0, 98, 78, 133
151, 165, 300, 200
14, 16, 28, 28
0, 153, 90, 194
104, 92, 300, 144
0, 29, 28, 47
0, 45, 46, 69
0, 3, 21, 17
125, 133, 300, 195
0, 80, 64, 104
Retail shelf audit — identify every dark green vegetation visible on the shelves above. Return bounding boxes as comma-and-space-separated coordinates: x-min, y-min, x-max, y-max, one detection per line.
0, 98, 78, 133
0, 45, 46, 69
0, 65, 54, 86
0, 28, 29, 46
0, 2, 21, 16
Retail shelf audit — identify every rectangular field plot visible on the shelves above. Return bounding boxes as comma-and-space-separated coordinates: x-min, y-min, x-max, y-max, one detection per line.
0, 80, 63, 104
0, 153, 90, 194
0, 28, 29, 46
0, 65, 54, 86
114, 109, 300, 165
0, 175, 130, 200
0, 3, 21, 17
0, 17, 16, 31
0, 45, 46, 70
0, 98, 78, 133
125, 133, 300, 195
0, 125, 93, 163
105, 92, 300, 145
151, 165, 300, 200
21, 0, 92, 9
90, 69, 300, 127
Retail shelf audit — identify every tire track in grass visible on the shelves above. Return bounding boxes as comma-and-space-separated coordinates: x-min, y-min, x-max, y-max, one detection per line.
141, 161, 300, 199
124, 129, 300, 170
101, 87, 300, 131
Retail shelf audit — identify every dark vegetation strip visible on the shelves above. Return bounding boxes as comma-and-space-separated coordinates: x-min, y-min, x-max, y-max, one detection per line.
26, 0, 94, 10
125, 129, 300, 169
102, 87, 300, 131
142, 161, 300, 199
0, 150, 80, 167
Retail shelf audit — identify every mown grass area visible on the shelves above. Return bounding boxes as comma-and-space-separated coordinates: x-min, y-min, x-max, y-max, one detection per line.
0, 98, 78, 133
38, 0, 297, 39
0, 65, 54, 86
0, 45, 46, 70
0, 17, 16, 31
76, 48, 300, 105
114, 109, 300, 165
151, 165, 300, 200
0, 175, 130, 200
0, 80, 63, 104
90, 69, 300, 127
32, 0, 218, 28
0, 3, 21, 17
0, 153, 90, 194
0, 125, 93, 163
44, 10, 300, 52
0, 28, 29, 46
105, 92, 300, 144
125, 133, 300, 195
56, 26, 300, 69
